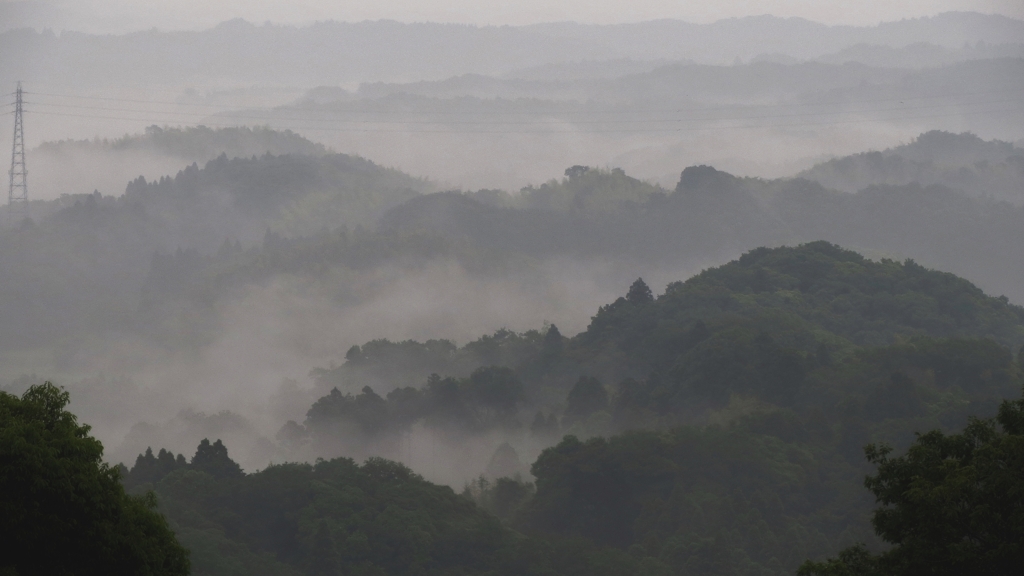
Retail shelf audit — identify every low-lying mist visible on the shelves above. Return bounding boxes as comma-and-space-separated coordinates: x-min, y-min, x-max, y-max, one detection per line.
12, 255, 699, 485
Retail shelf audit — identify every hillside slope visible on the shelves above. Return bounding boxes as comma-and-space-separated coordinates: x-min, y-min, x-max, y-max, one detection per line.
798, 131, 1024, 200
0, 151, 429, 350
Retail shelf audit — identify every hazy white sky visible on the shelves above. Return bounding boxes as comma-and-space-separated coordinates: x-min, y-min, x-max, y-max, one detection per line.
4, 0, 1023, 33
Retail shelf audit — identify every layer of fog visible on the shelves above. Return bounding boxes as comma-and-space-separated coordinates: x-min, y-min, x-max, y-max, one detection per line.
18, 61, 1018, 197
307, 123, 926, 191
35, 256, 696, 485
28, 147, 211, 200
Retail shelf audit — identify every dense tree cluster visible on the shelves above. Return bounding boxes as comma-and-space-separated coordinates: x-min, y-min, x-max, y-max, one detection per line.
37, 125, 329, 163
273, 242, 1024, 575
0, 383, 189, 576
0, 147, 431, 352
308, 243, 1024, 439
124, 438, 653, 576
303, 366, 527, 443
800, 393, 1024, 575
799, 130, 1024, 202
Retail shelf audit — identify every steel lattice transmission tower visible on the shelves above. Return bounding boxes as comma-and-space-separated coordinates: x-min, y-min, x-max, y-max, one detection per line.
8, 81, 28, 223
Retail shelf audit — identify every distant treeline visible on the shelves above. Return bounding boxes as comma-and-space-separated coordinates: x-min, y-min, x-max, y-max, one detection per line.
2, 128, 1022, 376
0, 149, 429, 350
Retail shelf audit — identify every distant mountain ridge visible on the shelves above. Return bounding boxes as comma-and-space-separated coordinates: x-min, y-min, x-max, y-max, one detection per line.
0, 150, 430, 349
28, 126, 333, 200
3, 12, 1022, 89
798, 131, 1024, 200
812, 41, 1024, 68
36, 125, 329, 161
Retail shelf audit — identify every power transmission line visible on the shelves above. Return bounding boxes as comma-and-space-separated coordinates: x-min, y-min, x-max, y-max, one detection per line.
18, 101, 1023, 135
6, 85, 1021, 138
18, 95, 1024, 126
21, 85, 1024, 116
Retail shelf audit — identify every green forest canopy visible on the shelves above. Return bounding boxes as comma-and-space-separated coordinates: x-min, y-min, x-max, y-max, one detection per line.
0, 382, 189, 576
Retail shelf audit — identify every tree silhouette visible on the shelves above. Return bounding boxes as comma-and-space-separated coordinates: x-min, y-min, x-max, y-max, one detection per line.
626, 277, 654, 304
564, 376, 609, 424
0, 382, 189, 575
800, 393, 1024, 575
191, 438, 244, 478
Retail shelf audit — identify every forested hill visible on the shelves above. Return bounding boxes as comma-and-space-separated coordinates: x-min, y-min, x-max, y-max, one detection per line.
25, 126, 334, 204
315, 242, 1024, 410
0, 151, 429, 349
118, 152, 427, 240
127, 242, 1024, 575
11, 139, 1024, 361
797, 130, 1024, 200
123, 153, 1024, 360
615, 241, 1024, 349
36, 125, 329, 162
377, 161, 1024, 304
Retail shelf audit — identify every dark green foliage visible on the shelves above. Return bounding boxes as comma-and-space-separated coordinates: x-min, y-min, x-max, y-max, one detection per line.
424, 245, 1024, 575
799, 130, 1024, 202
798, 545, 880, 576
192, 439, 245, 479
463, 475, 535, 521
305, 386, 391, 437
303, 243, 1024, 444
108, 240, 1024, 576
660, 242, 1024, 347
626, 277, 654, 305
377, 157, 1024, 308
542, 324, 565, 360
312, 338, 460, 392
520, 166, 662, 212
521, 428, 873, 574
136, 442, 648, 576
304, 367, 526, 443
0, 150, 430, 352
9, 135, 1024, 377
530, 410, 561, 438
0, 383, 189, 575
563, 376, 609, 424
468, 366, 527, 419
580, 242, 1024, 385
126, 447, 190, 489
800, 394, 1024, 575
38, 125, 329, 163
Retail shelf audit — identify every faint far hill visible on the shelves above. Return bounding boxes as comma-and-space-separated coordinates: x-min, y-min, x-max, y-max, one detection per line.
38, 125, 329, 160
3, 12, 1022, 90
797, 131, 1024, 202
812, 41, 1024, 68
30, 125, 331, 200
0, 149, 432, 350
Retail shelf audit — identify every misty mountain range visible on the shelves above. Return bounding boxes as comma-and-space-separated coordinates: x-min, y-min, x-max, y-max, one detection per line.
5, 6, 1024, 576
6, 10, 1022, 194
2, 125, 1023, 376
3, 12, 1023, 87
799, 130, 1024, 200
